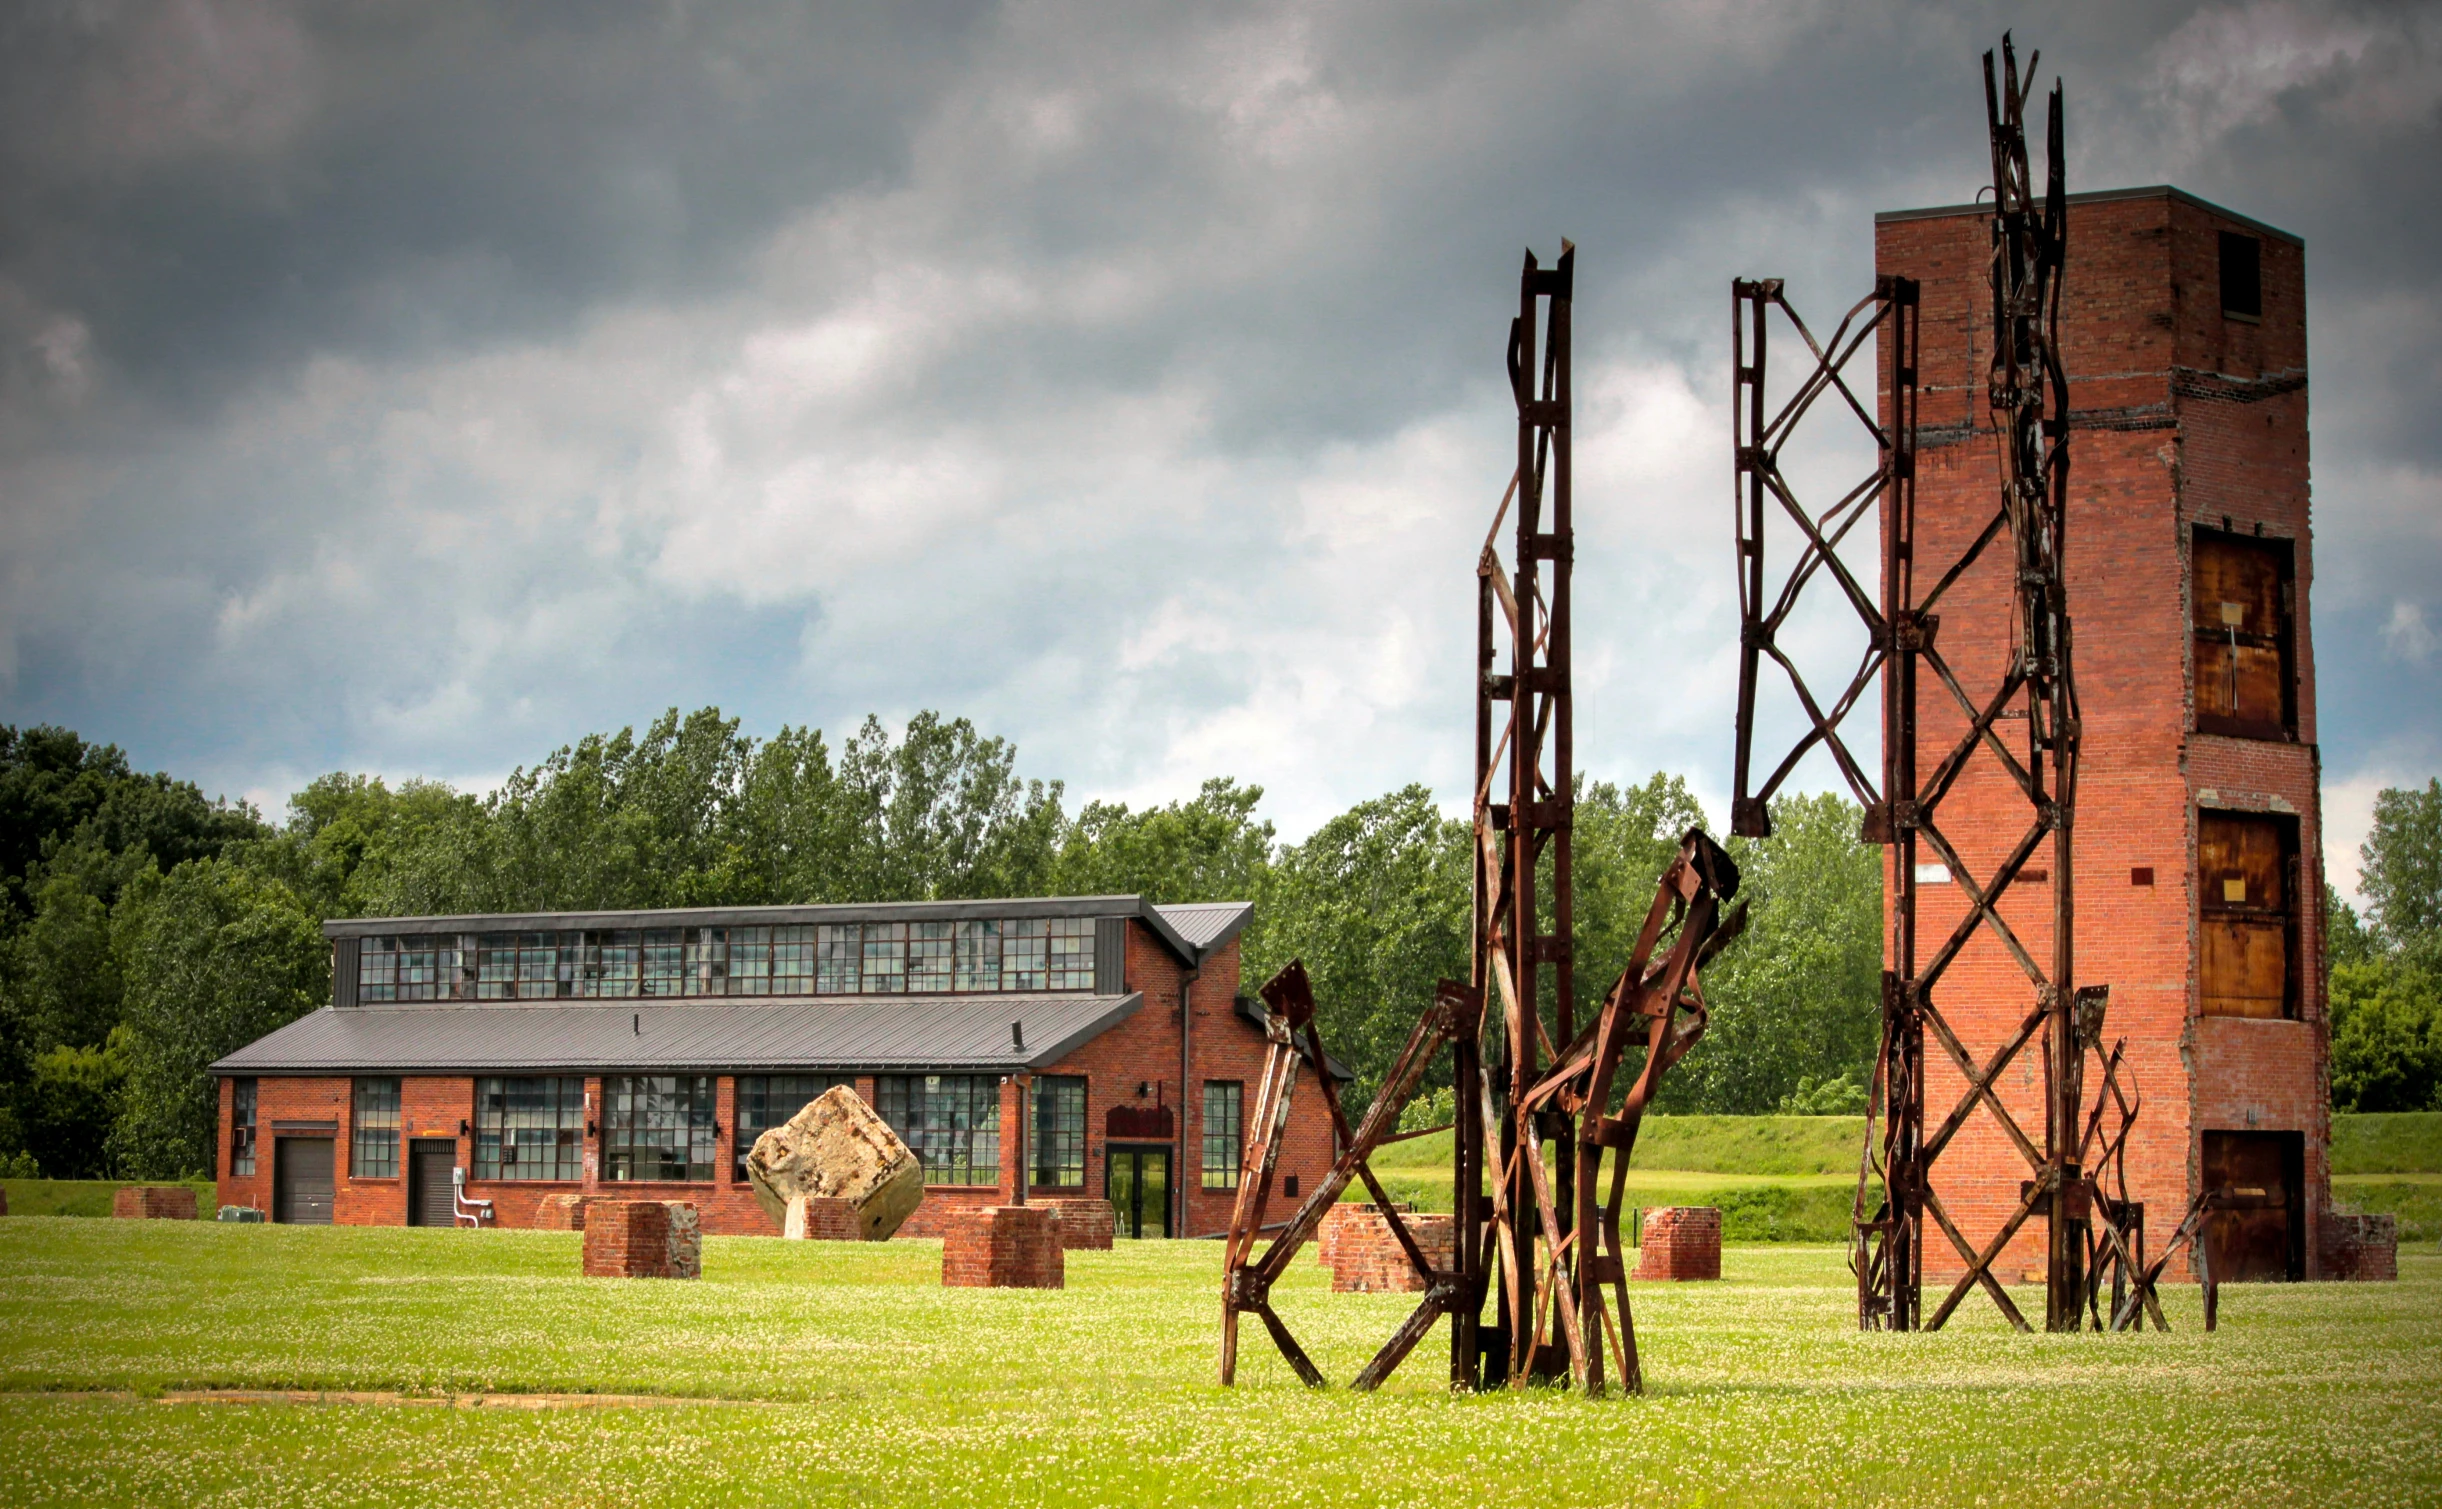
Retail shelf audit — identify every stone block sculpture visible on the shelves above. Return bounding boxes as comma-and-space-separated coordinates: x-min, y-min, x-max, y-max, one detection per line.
744, 1084, 925, 1242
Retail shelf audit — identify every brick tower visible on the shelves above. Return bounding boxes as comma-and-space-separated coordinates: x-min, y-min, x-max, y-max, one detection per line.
1876, 186, 2329, 1283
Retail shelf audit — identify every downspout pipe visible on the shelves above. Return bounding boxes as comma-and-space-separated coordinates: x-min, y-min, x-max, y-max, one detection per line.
1178, 958, 1200, 1239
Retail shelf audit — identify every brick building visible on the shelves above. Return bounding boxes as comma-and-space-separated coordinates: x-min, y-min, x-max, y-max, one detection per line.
211, 897, 1340, 1241
1877, 185, 2328, 1281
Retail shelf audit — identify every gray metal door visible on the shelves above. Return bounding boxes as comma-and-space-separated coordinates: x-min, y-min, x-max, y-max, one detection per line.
408, 1140, 458, 1228
274, 1137, 334, 1225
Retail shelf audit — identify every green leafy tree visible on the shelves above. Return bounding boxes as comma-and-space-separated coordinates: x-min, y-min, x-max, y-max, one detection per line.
2326, 883, 2379, 973
1247, 786, 1469, 1102
2329, 957, 2442, 1112
23, 1030, 128, 1178
10, 859, 122, 1054
1569, 773, 1712, 1028
1662, 791, 1883, 1114
2362, 779, 2442, 946
110, 861, 327, 1178
1056, 778, 1273, 904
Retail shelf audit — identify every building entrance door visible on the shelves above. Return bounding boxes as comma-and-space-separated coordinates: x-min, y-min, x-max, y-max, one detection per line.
1106, 1145, 1171, 1239
274, 1137, 334, 1225
2202, 1130, 2304, 1281
408, 1139, 457, 1227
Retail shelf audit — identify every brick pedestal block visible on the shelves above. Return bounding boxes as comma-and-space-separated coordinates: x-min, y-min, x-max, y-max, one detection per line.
1634, 1207, 1721, 1281
783, 1196, 861, 1241
581, 1201, 702, 1279
113, 1186, 199, 1220
1317, 1200, 1406, 1269
941, 1205, 1064, 1288
1322, 1204, 1455, 1293
1043, 1198, 1115, 1251
535, 1194, 593, 1231
2320, 1210, 2398, 1282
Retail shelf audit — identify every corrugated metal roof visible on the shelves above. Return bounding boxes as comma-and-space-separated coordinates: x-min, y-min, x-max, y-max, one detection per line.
1151, 901, 1253, 952
212, 992, 1143, 1076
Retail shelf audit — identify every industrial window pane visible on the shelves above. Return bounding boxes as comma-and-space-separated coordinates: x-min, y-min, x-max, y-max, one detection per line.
587, 930, 641, 998
604, 1075, 717, 1182
955, 920, 1002, 991
909, 922, 954, 992
1048, 918, 1095, 991
733, 1074, 853, 1181
1031, 1076, 1086, 1189
358, 937, 399, 1001
728, 926, 773, 996
2219, 231, 2261, 319
684, 928, 728, 996
230, 1078, 257, 1178
1002, 919, 1049, 990
1202, 1081, 1244, 1190
475, 934, 518, 1000
452, 935, 478, 998
516, 933, 559, 999
772, 926, 816, 994
862, 922, 907, 993
473, 1076, 584, 1181
640, 929, 686, 997
396, 937, 442, 1001
876, 1074, 1000, 1186
817, 925, 862, 993
351, 1077, 401, 1179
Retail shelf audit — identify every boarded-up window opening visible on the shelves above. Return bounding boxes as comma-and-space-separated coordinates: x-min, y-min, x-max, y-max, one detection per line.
2198, 810, 2298, 1020
2218, 232, 2262, 320
2193, 529, 2294, 740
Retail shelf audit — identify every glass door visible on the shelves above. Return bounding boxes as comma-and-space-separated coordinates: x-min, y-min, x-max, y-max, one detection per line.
1105, 1145, 1172, 1238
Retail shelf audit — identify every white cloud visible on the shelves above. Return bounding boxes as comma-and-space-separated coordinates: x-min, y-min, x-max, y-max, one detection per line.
2382, 600, 2436, 664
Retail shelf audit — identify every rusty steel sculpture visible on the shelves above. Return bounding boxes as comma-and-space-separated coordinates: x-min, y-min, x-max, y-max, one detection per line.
1220, 245, 1747, 1393
1730, 36, 2165, 1334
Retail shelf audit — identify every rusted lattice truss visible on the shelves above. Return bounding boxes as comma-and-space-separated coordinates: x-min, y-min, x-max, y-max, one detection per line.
1730, 36, 2161, 1334
1220, 247, 1745, 1393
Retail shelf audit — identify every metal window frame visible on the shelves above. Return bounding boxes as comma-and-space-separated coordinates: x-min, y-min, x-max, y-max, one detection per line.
350, 1076, 402, 1179
1201, 1080, 1244, 1190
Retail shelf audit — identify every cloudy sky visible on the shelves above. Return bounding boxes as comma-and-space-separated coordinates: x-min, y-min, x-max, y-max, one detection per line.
1, 0, 2435, 894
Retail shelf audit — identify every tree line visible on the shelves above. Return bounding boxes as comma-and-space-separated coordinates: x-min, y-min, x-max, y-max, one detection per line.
2326, 780, 2442, 1114
3, 705, 1924, 1179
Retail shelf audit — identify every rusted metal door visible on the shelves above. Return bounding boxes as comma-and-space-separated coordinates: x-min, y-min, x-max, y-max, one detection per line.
2198, 812, 2294, 1018
274, 1136, 334, 1225
407, 1139, 457, 1227
2201, 1131, 2302, 1281
2193, 531, 2292, 738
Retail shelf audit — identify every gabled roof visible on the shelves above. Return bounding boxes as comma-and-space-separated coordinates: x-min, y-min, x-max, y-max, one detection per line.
211, 992, 1143, 1077
1149, 901, 1253, 954
320, 895, 1254, 968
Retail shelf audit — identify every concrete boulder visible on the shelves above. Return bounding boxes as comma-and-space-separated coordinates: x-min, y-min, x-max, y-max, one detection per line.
744, 1084, 925, 1241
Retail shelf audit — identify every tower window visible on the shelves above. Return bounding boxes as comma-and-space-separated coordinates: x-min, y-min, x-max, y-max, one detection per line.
2219, 232, 2262, 320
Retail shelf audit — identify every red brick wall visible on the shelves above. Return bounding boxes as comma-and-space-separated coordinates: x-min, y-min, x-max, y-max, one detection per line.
213, 919, 1335, 1242
1633, 1207, 1721, 1282
113, 1186, 199, 1219
1878, 189, 2327, 1280
1318, 1203, 1454, 1293
941, 1204, 1064, 1288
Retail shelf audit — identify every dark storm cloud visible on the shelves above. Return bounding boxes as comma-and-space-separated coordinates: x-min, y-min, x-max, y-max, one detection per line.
0, 0, 2434, 891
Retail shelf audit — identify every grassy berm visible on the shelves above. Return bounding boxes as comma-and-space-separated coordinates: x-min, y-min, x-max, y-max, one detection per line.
2, 1217, 2437, 1507
1366, 1114, 1862, 1240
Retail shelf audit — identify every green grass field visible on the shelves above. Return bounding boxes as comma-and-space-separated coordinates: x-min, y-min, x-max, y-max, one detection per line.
1, 1218, 2436, 1507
